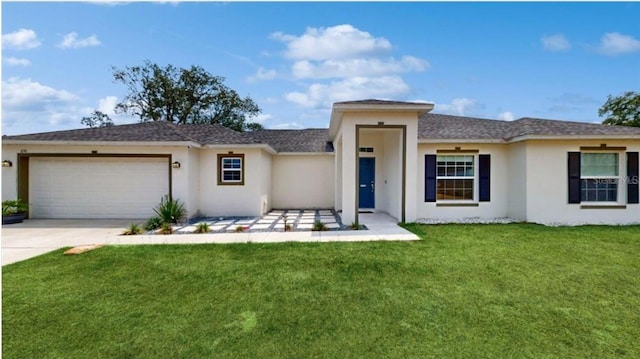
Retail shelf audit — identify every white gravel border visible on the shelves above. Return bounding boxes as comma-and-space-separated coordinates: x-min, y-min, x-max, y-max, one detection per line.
416, 217, 518, 225
416, 217, 640, 226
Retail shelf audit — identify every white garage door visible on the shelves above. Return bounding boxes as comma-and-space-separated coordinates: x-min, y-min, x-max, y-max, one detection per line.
30, 157, 169, 219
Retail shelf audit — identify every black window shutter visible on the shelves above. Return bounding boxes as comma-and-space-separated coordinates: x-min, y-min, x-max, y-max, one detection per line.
479, 154, 491, 202
627, 152, 639, 204
425, 155, 436, 202
568, 152, 581, 204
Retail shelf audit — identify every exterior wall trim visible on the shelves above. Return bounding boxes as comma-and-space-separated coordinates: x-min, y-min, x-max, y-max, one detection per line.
354, 124, 407, 224
579, 144, 627, 151
436, 148, 480, 154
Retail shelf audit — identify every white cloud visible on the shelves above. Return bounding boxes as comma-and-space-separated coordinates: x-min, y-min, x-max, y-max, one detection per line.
1, 78, 92, 133
58, 32, 101, 49
271, 24, 392, 61
97, 96, 119, 115
541, 34, 571, 51
497, 111, 515, 122
247, 67, 277, 82
292, 56, 429, 79
285, 76, 410, 108
4, 57, 31, 67
435, 98, 479, 116
252, 113, 273, 124
2, 77, 78, 111
597, 32, 640, 55
2, 29, 41, 50
271, 24, 429, 110
271, 122, 304, 129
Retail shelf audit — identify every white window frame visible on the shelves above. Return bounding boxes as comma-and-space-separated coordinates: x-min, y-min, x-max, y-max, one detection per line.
580, 151, 623, 204
218, 154, 244, 185
436, 154, 477, 202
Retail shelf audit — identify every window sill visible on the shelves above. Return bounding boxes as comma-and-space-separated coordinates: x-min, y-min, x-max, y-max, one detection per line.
436, 202, 479, 207
580, 204, 627, 209
217, 182, 245, 186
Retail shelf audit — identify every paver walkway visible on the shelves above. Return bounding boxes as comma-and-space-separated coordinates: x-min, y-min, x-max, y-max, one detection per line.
174, 209, 342, 234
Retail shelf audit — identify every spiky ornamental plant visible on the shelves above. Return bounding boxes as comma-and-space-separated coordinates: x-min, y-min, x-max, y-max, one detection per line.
153, 196, 186, 224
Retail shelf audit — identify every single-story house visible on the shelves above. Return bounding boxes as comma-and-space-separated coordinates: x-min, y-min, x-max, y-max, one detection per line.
2, 99, 639, 225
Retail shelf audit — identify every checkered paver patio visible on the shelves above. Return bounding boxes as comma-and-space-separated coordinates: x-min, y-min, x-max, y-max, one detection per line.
172, 209, 344, 234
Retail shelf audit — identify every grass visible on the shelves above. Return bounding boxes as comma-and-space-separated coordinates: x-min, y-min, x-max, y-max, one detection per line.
3, 223, 640, 358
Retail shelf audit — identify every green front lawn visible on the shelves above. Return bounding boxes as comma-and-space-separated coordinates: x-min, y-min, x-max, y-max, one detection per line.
3, 224, 640, 358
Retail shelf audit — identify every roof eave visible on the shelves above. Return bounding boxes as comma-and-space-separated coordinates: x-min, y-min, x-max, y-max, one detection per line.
203, 143, 277, 154
275, 151, 334, 156
418, 138, 506, 144
1, 139, 202, 147
506, 134, 640, 143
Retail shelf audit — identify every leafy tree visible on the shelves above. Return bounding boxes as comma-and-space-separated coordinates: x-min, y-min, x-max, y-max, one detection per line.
81, 110, 114, 128
112, 61, 263, 131
599, 91, 640, 127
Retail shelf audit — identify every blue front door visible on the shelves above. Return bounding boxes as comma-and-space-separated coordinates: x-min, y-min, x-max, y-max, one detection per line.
359, 158, 375, 208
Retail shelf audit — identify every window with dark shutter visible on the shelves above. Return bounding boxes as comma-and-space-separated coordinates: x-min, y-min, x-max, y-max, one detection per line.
479, 154, 491, 202
425, 155, 436, 202
628, 152, 639, 204
568, 152, 581, 203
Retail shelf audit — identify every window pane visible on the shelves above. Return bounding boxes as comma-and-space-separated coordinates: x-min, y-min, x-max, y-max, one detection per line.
581, 153, 618, 176
436, 155, 475, 178
223, 170, 241, 182
437, 179, 473, 200
581, 179, 617, 202
222, 158, 241, 169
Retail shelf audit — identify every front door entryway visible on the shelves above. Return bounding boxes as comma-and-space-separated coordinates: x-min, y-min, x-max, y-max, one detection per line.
359, 157, 375, 208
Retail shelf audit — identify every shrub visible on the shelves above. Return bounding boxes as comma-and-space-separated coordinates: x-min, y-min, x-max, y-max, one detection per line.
283, 215, 292, 232
144, 216, 164, 231
350, 222, 364, 230
2, 199, 28, 216
153, 196, 186, 224
122, 223, 143, 235
193, 222, 211, 234
312, 220, 328, 231
159, 222, 174, 235
234, 225, 248, 233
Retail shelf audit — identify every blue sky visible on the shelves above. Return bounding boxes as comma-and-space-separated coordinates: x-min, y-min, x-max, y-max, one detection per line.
2, 1, 639, 135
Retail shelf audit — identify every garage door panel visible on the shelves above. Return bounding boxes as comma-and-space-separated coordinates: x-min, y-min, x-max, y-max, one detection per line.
30, 157, 169, 219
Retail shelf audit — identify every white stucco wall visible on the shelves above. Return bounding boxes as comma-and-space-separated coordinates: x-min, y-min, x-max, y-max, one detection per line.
416, 143, 510, 220
523, 139, 640, 225
334, 135, 343, 212
1, 143, 192, 217
186, 148, 200, 217
506, 142, 527, 220
197, 148, 271, 217
260, 150, 273, 213
272, 154, 334, 209
383, 131, 403, 220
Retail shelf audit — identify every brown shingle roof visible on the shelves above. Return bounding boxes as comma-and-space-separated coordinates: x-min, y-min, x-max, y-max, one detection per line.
418, 113, 511, 140
4, 114, 639, 150
2, 121, 333, 152
248, 129, 333, 152
505, 117, 640, 138
2, 121, 194, 142
419, 113, 640, 141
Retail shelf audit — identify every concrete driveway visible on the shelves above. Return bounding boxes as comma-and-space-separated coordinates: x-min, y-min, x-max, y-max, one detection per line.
2, 219, 135, 266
